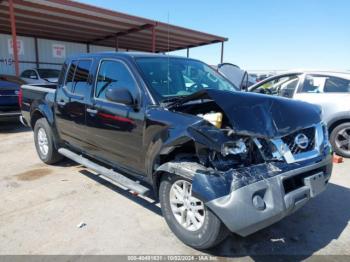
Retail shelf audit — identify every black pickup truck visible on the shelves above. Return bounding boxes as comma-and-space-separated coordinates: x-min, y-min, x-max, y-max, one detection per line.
20, 52, 333, 249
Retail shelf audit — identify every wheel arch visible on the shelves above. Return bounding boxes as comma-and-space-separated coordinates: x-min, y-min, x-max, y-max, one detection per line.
31, 107, 60, 150
30, 109, 45, 129
29, 101, 55, 128
328, 117, 350, 135
151, 140, 198, 199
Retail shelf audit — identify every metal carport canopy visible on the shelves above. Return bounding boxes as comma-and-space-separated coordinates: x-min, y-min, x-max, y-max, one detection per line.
0, 0, 228, 53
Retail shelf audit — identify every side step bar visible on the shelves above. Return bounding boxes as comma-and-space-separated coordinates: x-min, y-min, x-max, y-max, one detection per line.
58, 148, 149, 195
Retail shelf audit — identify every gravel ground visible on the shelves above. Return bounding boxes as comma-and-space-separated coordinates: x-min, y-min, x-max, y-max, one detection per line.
0, 121, 349, 260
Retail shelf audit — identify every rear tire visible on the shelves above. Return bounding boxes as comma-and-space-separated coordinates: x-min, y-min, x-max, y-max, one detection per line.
159, 172, 228, 250
34, 118, 63, 164
330, 122, 350, 158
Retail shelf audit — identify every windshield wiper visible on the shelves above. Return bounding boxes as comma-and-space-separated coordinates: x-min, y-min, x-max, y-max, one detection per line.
161, 89, 214, 108
160, 96, 188, 107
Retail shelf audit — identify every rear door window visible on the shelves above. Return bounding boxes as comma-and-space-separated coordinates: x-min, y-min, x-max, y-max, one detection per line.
300, 75, 350, 93
300, 75, 326, 93
73, 60, 92, 96
65, 60, 78, 92
324, 76, 350, 93
64, 59, 92, 95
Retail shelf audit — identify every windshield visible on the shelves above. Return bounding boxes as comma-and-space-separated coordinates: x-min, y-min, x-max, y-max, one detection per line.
37, 69, 60, 79
135, 57, 238, 102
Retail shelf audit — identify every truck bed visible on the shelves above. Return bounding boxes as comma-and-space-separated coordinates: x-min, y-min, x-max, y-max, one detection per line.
20, 84, 57, 127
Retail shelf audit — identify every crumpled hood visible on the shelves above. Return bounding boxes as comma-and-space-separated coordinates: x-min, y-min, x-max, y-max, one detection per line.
176, 89, 322, 138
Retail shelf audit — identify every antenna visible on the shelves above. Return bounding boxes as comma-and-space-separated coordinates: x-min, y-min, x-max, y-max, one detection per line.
167, 12, 170, 54
167, 11, 170, 96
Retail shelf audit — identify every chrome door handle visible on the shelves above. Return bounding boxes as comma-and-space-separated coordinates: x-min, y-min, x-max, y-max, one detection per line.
86, 108, 98, 115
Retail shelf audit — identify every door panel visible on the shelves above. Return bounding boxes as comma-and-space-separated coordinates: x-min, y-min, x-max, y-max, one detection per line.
54, 59, 93, 150
84, 59, 145, 174
86, 100, 144, 173
55, 88, 86, 148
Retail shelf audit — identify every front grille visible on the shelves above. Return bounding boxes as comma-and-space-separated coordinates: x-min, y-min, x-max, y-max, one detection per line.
282, 126, 315, 154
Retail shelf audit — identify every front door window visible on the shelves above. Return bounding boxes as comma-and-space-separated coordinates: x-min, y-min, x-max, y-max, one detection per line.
253, 74, 301, 98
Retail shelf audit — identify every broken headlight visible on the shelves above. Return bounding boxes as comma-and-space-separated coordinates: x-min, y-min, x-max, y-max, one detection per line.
221, 139, 247, 156
211, 136, 272, 171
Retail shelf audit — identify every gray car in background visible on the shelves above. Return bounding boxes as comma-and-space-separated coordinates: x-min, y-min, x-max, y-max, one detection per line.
20, 68, 60, 84
249, 71, 350, 157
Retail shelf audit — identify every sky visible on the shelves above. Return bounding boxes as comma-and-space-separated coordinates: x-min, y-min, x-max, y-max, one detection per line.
79, 0, 349, 71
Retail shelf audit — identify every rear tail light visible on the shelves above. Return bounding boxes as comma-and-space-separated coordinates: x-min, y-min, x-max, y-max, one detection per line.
18, 88, 23, 108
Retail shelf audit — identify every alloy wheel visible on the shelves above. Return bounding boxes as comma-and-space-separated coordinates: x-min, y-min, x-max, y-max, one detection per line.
169, 180, 205, 231
335, 127, 350, 153
37, 127, 49, 156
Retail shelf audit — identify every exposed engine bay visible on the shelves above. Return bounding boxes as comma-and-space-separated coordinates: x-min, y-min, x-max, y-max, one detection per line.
154, 88, 330, 211
171, 100, 282, 172
163, 87, 327, 177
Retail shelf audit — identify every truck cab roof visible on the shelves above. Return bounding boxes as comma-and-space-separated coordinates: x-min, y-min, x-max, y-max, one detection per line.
67, 52, 196, 62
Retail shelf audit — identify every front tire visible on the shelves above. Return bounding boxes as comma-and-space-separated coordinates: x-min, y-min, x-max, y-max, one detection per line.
330, 122, 350, 158
159, 172, 228, 249
34, 118, 63, 164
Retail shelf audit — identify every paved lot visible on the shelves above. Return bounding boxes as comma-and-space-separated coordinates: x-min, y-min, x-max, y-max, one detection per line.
0, 121, 349, 259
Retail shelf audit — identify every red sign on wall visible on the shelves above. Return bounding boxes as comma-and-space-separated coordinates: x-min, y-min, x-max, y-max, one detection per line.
8, 39, 24, 55
52, 44, 66, 58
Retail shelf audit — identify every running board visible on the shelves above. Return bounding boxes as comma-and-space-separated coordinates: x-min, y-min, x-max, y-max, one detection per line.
58, 148, 149, 195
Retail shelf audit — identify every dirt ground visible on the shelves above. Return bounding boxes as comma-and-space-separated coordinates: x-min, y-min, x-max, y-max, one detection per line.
0, 121, 349, 259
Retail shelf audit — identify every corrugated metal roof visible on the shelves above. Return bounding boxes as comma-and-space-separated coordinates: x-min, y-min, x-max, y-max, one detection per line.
0, 0, 228, 52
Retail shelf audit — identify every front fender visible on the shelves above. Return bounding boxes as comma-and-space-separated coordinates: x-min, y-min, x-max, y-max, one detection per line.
145, 121, 229, 177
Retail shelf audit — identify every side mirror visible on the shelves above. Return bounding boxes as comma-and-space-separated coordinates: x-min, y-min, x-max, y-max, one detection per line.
105, 87, 134, 106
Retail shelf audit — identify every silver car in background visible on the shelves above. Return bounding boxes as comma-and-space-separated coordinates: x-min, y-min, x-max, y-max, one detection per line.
20, 68, 60, 84
249, 71, 350, 157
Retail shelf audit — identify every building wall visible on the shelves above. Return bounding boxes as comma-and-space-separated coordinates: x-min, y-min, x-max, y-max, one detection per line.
0, 33, 125, 76
37, 39, 87, 68
0, 33, 36, 75
90, 45, 116, 53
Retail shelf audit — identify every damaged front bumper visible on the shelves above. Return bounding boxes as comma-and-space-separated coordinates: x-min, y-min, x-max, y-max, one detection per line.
205, 154, 333, 236
157, 149, 332, 237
